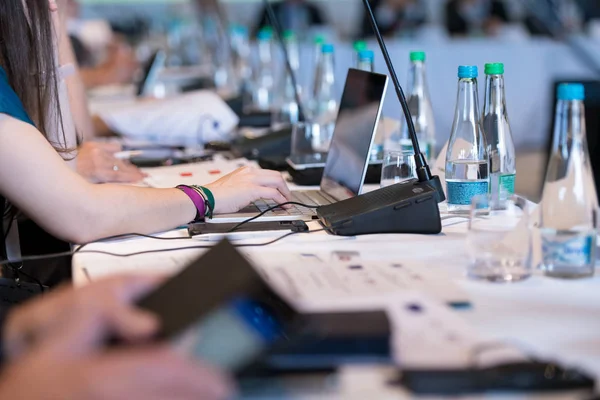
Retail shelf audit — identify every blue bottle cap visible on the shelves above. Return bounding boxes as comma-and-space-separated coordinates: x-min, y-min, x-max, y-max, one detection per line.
358, 50, 374, 61
458, 65, 478, 79
322, 44, 334, 54
557, 83, 585, 101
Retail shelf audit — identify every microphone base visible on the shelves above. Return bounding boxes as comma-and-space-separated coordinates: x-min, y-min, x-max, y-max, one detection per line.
422, 175, 446, 203
317, 180, 442, 236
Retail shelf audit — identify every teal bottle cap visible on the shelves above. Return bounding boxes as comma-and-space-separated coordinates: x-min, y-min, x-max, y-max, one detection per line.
458, 65, 478, 79
314, 35, 325, 44
353, 40, 367, 52
558, 83, 585, 101
358, 50, 374, 61
257, 27, 273, 40
322, 43, 334, 54
410, 51, 426, 62
484, 63, 504, 75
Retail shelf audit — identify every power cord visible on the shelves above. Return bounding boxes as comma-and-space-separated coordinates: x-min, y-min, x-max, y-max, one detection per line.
0, 228, 328, 267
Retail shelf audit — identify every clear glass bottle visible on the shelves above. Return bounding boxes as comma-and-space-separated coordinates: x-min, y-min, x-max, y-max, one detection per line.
356, 50, 374, 72
353, 40, 367, 67
251, 28, 275, 111
482, 63, 516, 199
445, 65, 489, 214
310, 44, 338, 152
389, 51, 436, 162
540, 83, 598, 278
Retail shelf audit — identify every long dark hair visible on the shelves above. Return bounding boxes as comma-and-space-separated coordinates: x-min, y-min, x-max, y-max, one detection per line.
0, 0, 70, 154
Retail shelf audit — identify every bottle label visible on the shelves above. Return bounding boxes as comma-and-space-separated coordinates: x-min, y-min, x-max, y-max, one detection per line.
446, 180, 489, 206
542, 232, 595, 267
499, 174, 515, 195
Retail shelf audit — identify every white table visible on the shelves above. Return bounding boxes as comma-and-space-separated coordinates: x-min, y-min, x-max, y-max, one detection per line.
72, 159, 600, 399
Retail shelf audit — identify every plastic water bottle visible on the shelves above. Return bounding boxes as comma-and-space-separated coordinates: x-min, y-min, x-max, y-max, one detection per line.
402, 51, 436, 162
445, 66, 489, 214
540, 83, 598, 278
230, 25, 252, 87
251, 28, 275, 111
482, 63, 516, 199
273, 30, 301, 128
356, 50, 374, 72
311, 44, 337, 152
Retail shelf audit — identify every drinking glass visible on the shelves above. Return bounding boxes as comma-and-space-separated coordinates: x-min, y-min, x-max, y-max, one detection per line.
291, 121, 316, 157
380, 150, 417, 188
466, 194, 532, 282
272, 101, 300, 131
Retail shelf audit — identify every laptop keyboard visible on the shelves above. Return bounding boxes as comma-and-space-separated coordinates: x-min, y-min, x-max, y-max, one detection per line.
253, 191, 334, 217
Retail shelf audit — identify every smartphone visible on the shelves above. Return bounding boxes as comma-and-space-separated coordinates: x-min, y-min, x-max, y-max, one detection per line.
136, 240, 301, 373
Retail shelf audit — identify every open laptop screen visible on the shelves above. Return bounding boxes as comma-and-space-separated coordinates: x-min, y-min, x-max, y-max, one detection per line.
320, 69, 388, 202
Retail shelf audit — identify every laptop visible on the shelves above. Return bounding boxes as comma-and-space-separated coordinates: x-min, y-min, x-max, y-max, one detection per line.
136, 50, 167, 97
211, 68, 389, 223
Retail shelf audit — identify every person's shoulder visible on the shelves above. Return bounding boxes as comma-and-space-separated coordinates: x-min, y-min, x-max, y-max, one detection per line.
0, 66, 34, 126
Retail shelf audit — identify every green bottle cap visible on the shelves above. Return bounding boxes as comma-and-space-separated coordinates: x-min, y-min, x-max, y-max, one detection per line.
314, 35, 325, 45
353, 40, 367, 52
484, 63, 504, 75
283, 30, 296, 41
410, 51, 426, 62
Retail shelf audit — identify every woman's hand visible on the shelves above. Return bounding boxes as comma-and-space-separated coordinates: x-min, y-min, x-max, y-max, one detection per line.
77, 142, 146, 183
204, 166, 292, 214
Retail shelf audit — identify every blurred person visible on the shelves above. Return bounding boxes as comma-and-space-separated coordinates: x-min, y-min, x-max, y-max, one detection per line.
524, 0, 585, 36
445, 0, 510, 37
359, 0, 428, 38
0, 0, 292, 248
253, 0, 327, 37
62, 0, 139, 89
0, 275, 233, 400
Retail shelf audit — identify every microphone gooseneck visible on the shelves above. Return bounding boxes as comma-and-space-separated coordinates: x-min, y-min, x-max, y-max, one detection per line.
361, 0, 432, 183
262, 0, 306, 122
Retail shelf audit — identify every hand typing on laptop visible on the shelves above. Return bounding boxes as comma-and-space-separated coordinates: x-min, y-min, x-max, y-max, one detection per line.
204, 166, 292, 214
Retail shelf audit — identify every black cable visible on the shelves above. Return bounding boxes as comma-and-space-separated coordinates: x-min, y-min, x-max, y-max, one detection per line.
0, 228, 328, 267
228, 201, 319, 232
75, 232, 193, 254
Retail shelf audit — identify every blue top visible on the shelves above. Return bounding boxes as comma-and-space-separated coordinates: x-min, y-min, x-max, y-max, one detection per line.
458, 65, 478, 79
358, 50, 374, 61
321, 44, 334, 54
0, 67, 34, 126
558, 83, 585, 101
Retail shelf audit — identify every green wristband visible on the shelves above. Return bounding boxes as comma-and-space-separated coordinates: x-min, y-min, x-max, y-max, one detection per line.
194, 186, 215, 216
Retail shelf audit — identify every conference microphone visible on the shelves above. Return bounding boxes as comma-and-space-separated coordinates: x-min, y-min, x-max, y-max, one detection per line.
316, 0, 444, 236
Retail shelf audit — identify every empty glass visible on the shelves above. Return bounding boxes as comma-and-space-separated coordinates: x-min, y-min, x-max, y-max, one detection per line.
466, 194, 532, 282
380, 151, 417, 188
291, 121, 332, 157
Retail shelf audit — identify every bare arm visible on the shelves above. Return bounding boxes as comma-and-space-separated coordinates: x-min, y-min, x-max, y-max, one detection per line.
0, 116, 195, 243
0, 115, 291, 243
56, 0, 96, 141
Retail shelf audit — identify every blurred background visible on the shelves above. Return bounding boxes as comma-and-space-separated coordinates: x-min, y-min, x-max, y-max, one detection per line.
75, 0, 600, 201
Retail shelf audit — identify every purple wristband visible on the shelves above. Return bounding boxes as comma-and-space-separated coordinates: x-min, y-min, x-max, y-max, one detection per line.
177, 185, 206, 222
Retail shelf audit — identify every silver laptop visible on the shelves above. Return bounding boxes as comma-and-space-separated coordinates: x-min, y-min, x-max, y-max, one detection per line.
211, 69, 389, 223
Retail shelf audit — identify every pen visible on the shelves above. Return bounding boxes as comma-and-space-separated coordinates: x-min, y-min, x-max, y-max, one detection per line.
113, 150, 144, 160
